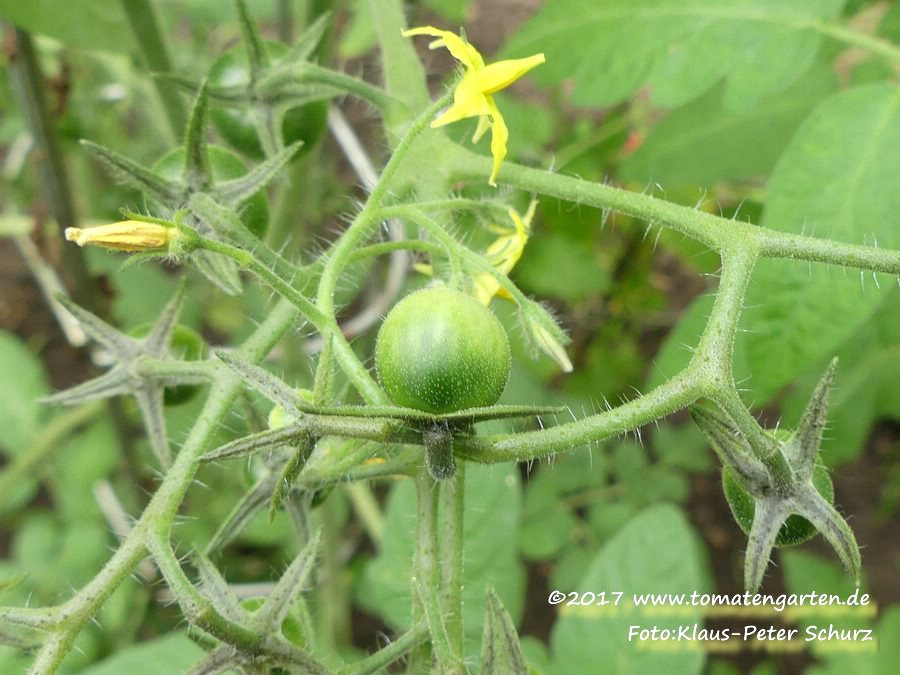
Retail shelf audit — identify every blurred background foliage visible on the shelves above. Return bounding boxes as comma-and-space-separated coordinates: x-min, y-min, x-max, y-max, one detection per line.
0, 0, 898, 673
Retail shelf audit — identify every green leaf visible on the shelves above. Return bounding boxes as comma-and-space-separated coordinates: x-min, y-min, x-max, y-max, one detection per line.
356, 464, 524, 655
806, 605, 900, 675
338, 0, 376, 59
649, 84, 900, 401
740, 83, 900, 400
0, 573, 27, 596
550, 504, 709, 675
780, 290, 899, 466
51, 419, 120, 519
81, 632, 205, 675
421, 0, 471, 23
620, 63, 837, 185
0, 0, 134, 53
0, 331, 49, 456
504, 0, 845, 109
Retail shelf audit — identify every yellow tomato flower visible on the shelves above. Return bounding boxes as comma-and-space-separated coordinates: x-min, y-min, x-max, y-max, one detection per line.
403, 26, 545, 186
65, 220, 176, 252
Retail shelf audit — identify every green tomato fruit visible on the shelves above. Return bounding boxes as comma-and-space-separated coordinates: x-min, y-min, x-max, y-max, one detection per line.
722, 464, 835, 547
209, 40, 328, 160
150, 145, 269, 239
375, 287, 511, 414
128, 323, 206, 406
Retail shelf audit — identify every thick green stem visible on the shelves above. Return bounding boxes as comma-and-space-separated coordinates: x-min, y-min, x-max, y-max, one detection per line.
440, 463, 466, 665
693, 246, 759, 383
409, 468, 442, 672
456, 368, 704, 464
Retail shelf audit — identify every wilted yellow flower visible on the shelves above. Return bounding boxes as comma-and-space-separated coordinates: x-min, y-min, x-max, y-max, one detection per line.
403, 26, 545, 186
472, 199, 536, 304
65, 221, 176, 252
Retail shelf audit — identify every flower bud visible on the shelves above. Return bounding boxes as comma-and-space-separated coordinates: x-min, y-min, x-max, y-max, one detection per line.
64, 220, 177, 252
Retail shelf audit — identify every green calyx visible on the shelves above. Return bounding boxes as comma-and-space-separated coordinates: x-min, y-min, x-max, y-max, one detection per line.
723, 463, 834, 547
691, 359, 861, 591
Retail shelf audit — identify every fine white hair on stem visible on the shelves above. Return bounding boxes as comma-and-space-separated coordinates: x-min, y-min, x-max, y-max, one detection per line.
303, 106, 409, 354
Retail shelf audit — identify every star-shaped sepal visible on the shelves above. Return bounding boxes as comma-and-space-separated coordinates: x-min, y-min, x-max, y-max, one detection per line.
691, 359, 861, 592
163, 4, 344, 160
41, 284, 209, 469
156, 532, 327, 674
81, 77, 301, 295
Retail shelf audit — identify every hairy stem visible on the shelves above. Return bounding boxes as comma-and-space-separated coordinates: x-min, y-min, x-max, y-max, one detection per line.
450, 150, 900, 274
439, 464, 466, 665
23, 300, 299, 674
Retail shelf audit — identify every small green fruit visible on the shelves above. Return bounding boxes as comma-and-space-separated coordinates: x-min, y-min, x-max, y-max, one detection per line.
375, 287, 511, 414
723, 464, 835, 547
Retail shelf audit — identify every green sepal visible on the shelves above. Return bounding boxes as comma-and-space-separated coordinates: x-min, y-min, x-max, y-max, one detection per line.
81, 139, 182, 202
41, 287, 195, 469
214, 141, 303, 204
193, 553, 244, 623
205, 450, 293, 555
234, 0, 269, 81
183, 79, 212, 189
480, 585, 527, 675
693, 359, 861, 592
0, 573, 27, 597
248, 530, 320, 635
282, 12, 331, 65
269, 434, 316, 520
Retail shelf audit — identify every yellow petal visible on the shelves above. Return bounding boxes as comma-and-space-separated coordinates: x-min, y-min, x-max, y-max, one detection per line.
64, 221, 175, 252
471, 114, 491, 143
486, 97, 508, 187
476, 54, 546, 95
402, 26, 483, 69
413, 261, 434, 276
431, 72, 491, 127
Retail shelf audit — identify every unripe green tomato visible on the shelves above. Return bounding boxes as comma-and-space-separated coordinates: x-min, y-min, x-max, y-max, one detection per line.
129, 323, 206, 406
722, 464, 835, 547
375, 287, 511, 414
150, 145, 269, 239
209, 40, 328, 160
